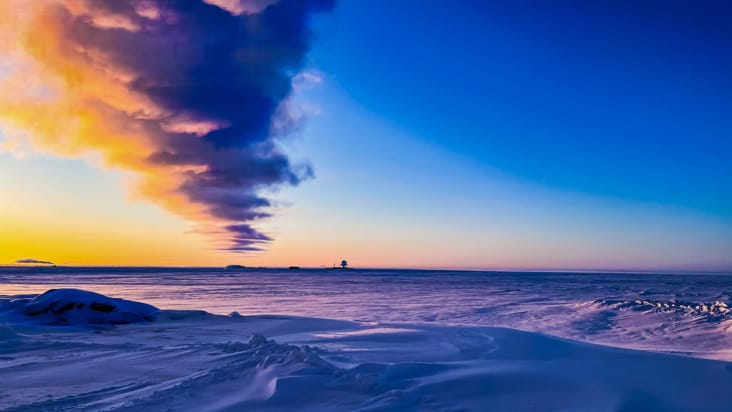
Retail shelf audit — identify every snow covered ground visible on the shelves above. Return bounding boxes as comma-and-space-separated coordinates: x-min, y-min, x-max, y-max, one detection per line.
1, 289, 730, 411
2, 268, 730, 361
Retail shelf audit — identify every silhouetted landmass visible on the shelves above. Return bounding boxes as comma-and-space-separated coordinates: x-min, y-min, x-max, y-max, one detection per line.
16, 258, 55, 266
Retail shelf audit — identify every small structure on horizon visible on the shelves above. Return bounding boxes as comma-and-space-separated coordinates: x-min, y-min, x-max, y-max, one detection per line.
329, 259, 351, 270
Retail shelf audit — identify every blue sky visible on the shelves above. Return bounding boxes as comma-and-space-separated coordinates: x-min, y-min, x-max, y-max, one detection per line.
309, 0, 731, 216
1, 0, 730, 269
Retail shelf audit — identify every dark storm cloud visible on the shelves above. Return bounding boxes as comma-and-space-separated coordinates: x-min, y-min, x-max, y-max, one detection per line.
26, 0, 334, 251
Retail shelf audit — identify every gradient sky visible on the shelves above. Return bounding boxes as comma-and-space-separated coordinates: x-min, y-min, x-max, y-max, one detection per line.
1, 0, 730, 270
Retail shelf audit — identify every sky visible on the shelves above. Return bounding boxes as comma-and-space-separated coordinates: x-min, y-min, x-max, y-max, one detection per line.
0, 0, 730, 270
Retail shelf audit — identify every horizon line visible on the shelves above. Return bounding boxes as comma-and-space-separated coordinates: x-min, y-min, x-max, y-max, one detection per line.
1, 263, 730, 275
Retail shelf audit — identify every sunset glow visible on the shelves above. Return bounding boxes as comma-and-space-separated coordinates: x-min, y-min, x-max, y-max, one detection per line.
1, 0, 730, 270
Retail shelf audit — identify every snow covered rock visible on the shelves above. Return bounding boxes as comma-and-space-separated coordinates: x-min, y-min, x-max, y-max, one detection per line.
0, 288, 159, 325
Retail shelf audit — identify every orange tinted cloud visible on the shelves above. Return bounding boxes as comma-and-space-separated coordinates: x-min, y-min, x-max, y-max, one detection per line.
0, 0, 333, 251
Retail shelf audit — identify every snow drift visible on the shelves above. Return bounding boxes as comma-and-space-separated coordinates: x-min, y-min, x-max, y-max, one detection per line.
1, 289, 731, 411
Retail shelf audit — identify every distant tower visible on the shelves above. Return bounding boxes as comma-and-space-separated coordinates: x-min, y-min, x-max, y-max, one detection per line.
340, 259, 348, 269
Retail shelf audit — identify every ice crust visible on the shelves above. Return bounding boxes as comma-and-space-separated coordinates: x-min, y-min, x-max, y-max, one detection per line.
1, 289, 731, 411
